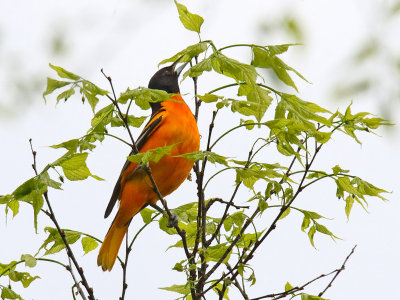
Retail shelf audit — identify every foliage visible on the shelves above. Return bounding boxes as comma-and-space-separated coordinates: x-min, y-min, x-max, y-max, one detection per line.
0, 1, 390, 300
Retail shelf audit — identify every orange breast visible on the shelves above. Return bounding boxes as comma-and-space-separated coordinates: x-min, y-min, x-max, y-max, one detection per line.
118, 95, 200, 216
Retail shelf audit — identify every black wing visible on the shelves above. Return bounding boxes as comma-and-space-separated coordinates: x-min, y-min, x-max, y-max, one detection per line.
103, 107, 165, 218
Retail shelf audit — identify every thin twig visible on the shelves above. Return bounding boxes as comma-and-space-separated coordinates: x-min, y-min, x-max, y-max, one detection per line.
67, 257, 87, 300
250, 245, 357, 299
29, 139, 95, 300
206, 198, 250, 211
318, 245, 357, 297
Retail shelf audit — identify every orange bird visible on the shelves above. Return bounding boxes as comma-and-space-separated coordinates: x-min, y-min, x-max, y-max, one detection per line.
97, 61, 200, 271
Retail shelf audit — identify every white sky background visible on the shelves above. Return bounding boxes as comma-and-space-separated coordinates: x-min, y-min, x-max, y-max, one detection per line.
1, 0, 399, 299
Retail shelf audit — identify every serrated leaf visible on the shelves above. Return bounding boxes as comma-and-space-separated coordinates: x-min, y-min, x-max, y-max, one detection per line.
81, 236, 99, 255
174, 0, 204, 34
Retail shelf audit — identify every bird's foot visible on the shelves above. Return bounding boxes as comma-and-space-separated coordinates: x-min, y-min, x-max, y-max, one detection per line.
167, 213, 178, 228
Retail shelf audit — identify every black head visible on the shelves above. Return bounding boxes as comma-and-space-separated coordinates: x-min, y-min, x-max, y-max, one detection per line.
148, 61, 188, 94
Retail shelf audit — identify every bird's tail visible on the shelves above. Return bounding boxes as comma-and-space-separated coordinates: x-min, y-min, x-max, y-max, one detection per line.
97, 214, 128, 271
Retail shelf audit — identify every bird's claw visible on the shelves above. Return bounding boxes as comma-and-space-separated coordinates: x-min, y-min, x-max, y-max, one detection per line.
167, 213, 178, 228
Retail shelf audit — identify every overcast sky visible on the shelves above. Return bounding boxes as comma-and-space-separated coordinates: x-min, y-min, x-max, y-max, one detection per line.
1, 1, 399, 299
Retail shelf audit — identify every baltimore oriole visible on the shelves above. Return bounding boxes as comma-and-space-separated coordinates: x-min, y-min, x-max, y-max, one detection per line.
97, 61, 200, 271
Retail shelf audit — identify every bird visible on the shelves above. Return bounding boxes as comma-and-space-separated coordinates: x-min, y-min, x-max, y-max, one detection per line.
97, 60, 200, 271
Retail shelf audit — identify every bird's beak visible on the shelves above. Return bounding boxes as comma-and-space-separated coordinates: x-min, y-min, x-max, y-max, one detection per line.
171, 55, 190, 77
175, 61, 189, 77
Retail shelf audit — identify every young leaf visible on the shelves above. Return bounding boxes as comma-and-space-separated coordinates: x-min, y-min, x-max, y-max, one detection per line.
56, 87, 75, 103
49, 63, 81, 80
1, 287, 22, 300
81, 236, 99, 255
20, 254, 37, 268
345, 195, 355, 220
127, 144, 176, 165
211, 52, 258, 84
43, 78, 71, 99
159, 283, 191, 295
204, 244, 231, 263
285, 281, 293, 291
236, 84, 273, 121
308, 225, 316, 248
178, 151, 229, 167
140, 208, 157, 224
159, 42, 208, 65
174, 0, 204, 34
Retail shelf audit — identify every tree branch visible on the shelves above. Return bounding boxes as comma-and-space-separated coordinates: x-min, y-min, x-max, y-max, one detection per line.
29, 139, 95, 300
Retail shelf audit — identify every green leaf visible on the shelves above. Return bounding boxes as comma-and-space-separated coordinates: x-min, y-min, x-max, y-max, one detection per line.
127, 144, 176, 165
174, 0, 204, 34
332, 165, 349, 175
211, 52, 258, 84
159, 283, 190, 295
285, 281, 293, 291
301, 210, 324, 220
50, 139, 80, 151
20, 254, 37, 268
198, 93, 222, 103
56, 87, 75, 103
159, 42, 208, 65
171, 202, 198, 223
301, 217, 310, 232
1, 287, 22, 300
39, 227, 81, 255
172, 262, 184, 272
43, 78, 71, 99
6, 199, 19, 218
308, 225, 316, 248
118, 87, 170, 109
236, 84, 272, 121
277, 94, 331, 128
205, 244, 231, 263
183, 57, 212, 80
252, 47, 301, 91
140, 208, 157, 224
111, 115, 147, 128
49, 63, 80, 80
58, 152, 102, 181
178, 151, 229, 167
315, 223, 339, 240
301, 294, 327, 300
279, 207, 291, 220
345, 195, 354, 220
81, 236, 99, 255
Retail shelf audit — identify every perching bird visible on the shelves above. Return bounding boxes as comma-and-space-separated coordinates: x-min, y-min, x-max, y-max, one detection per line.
97, 60, 200, 271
